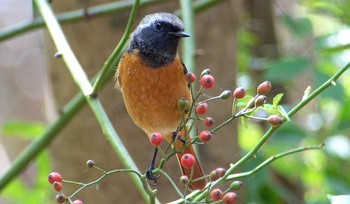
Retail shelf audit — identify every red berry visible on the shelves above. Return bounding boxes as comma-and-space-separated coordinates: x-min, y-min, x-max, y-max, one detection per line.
55, 194, 66, 203
149, 132, 164, 147
195, 102, 208, 115
199, 130, 212, 142
233, 87, 246, 99
186, 72, 196, 84
204, 117, 214, 127
267, 115, 283, 126
53, 181, 62, 192
180, 175, 189, 184
72, 200, 84, 204
257, 81, 272, 95
210, 188, 223, 201
180, 153, 196, 169
223, 192, 237, 204
48, 172, 62, 184
200, 75, 215, 89
214, 167, 226, 177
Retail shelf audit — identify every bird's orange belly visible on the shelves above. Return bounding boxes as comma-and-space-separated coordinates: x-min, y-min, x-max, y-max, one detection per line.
117, 52, 191, 135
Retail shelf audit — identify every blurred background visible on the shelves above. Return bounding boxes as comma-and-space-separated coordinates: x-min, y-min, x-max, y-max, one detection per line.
1, 0, 350, 203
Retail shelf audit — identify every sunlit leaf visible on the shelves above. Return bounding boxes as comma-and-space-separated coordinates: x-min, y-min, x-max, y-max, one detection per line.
1, 121, 45, 139
282, 15, 313, 37
278, 105, 291, 121
273, 93, 284, 109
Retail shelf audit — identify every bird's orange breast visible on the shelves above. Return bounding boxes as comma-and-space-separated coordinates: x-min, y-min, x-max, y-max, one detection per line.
116, 50, 191, 136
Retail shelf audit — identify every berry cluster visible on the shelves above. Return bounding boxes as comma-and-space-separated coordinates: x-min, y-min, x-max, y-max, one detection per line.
47, 160, 106, 204
171, 69, 287, 202
49, 69, 288, 203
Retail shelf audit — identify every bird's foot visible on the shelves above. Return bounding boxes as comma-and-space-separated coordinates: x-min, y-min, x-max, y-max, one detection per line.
145, 165, 160, 185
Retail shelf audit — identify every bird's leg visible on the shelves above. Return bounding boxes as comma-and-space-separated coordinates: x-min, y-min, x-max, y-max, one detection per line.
172, 130, 185, 144
146, 147, 160, 184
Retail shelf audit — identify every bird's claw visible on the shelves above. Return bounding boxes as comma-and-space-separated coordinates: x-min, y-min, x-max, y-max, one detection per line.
146, 166, 160, 185
172, 130, 185, 143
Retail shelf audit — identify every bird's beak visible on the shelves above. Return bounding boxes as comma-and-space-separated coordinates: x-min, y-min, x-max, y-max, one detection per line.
168, 31, 190, 38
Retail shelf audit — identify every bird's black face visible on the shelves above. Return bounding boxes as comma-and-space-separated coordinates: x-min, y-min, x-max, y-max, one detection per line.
129, 13, 190, 68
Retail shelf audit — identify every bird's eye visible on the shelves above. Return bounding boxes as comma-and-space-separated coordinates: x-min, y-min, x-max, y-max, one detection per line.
154, 22, 164, 31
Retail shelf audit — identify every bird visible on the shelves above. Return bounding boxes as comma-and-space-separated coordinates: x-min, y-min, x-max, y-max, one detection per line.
115, 12, 206, 190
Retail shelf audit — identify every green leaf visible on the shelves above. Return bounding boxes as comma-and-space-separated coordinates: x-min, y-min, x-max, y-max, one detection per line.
265, 57, 309, 83
1, 121, 45, 139
273, 93, 284, 109
263, 104, 275, 115
277, 105, 291, 121
2, 151, 52, 204
282, 15, 313, 38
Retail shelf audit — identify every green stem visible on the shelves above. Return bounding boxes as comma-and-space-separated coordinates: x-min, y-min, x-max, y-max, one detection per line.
226, 144, 324, 180
159, 169, 183, 198
68, 168, 141, 199
0, 0, 225, 198
33, 0, 156, 202
1, 0, 222, 42
180, 0, 195, 72
287, 61, 350, 117
192, 61, 350, 201
35, 0, 92, 96
0, 94, 85, 190
92, 0, 140, 94
0, 0, 162, 42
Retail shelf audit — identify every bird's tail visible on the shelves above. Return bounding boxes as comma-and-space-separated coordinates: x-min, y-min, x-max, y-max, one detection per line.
170, 132, 206, 190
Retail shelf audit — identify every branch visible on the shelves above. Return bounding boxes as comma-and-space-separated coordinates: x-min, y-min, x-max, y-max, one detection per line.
32, 0, 157, 203
191, 61, 350, 201
0, 0, 162, 42
226, 144, 324, 180
0, 94, 85, 190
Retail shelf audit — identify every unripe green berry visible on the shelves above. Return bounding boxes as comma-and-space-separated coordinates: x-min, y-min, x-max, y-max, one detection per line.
229, 181, 243, 191
220, 90, 232, 99
178, 98, 191, 112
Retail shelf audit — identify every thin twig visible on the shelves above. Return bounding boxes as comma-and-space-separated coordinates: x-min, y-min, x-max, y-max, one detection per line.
191, 61, 350, 201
